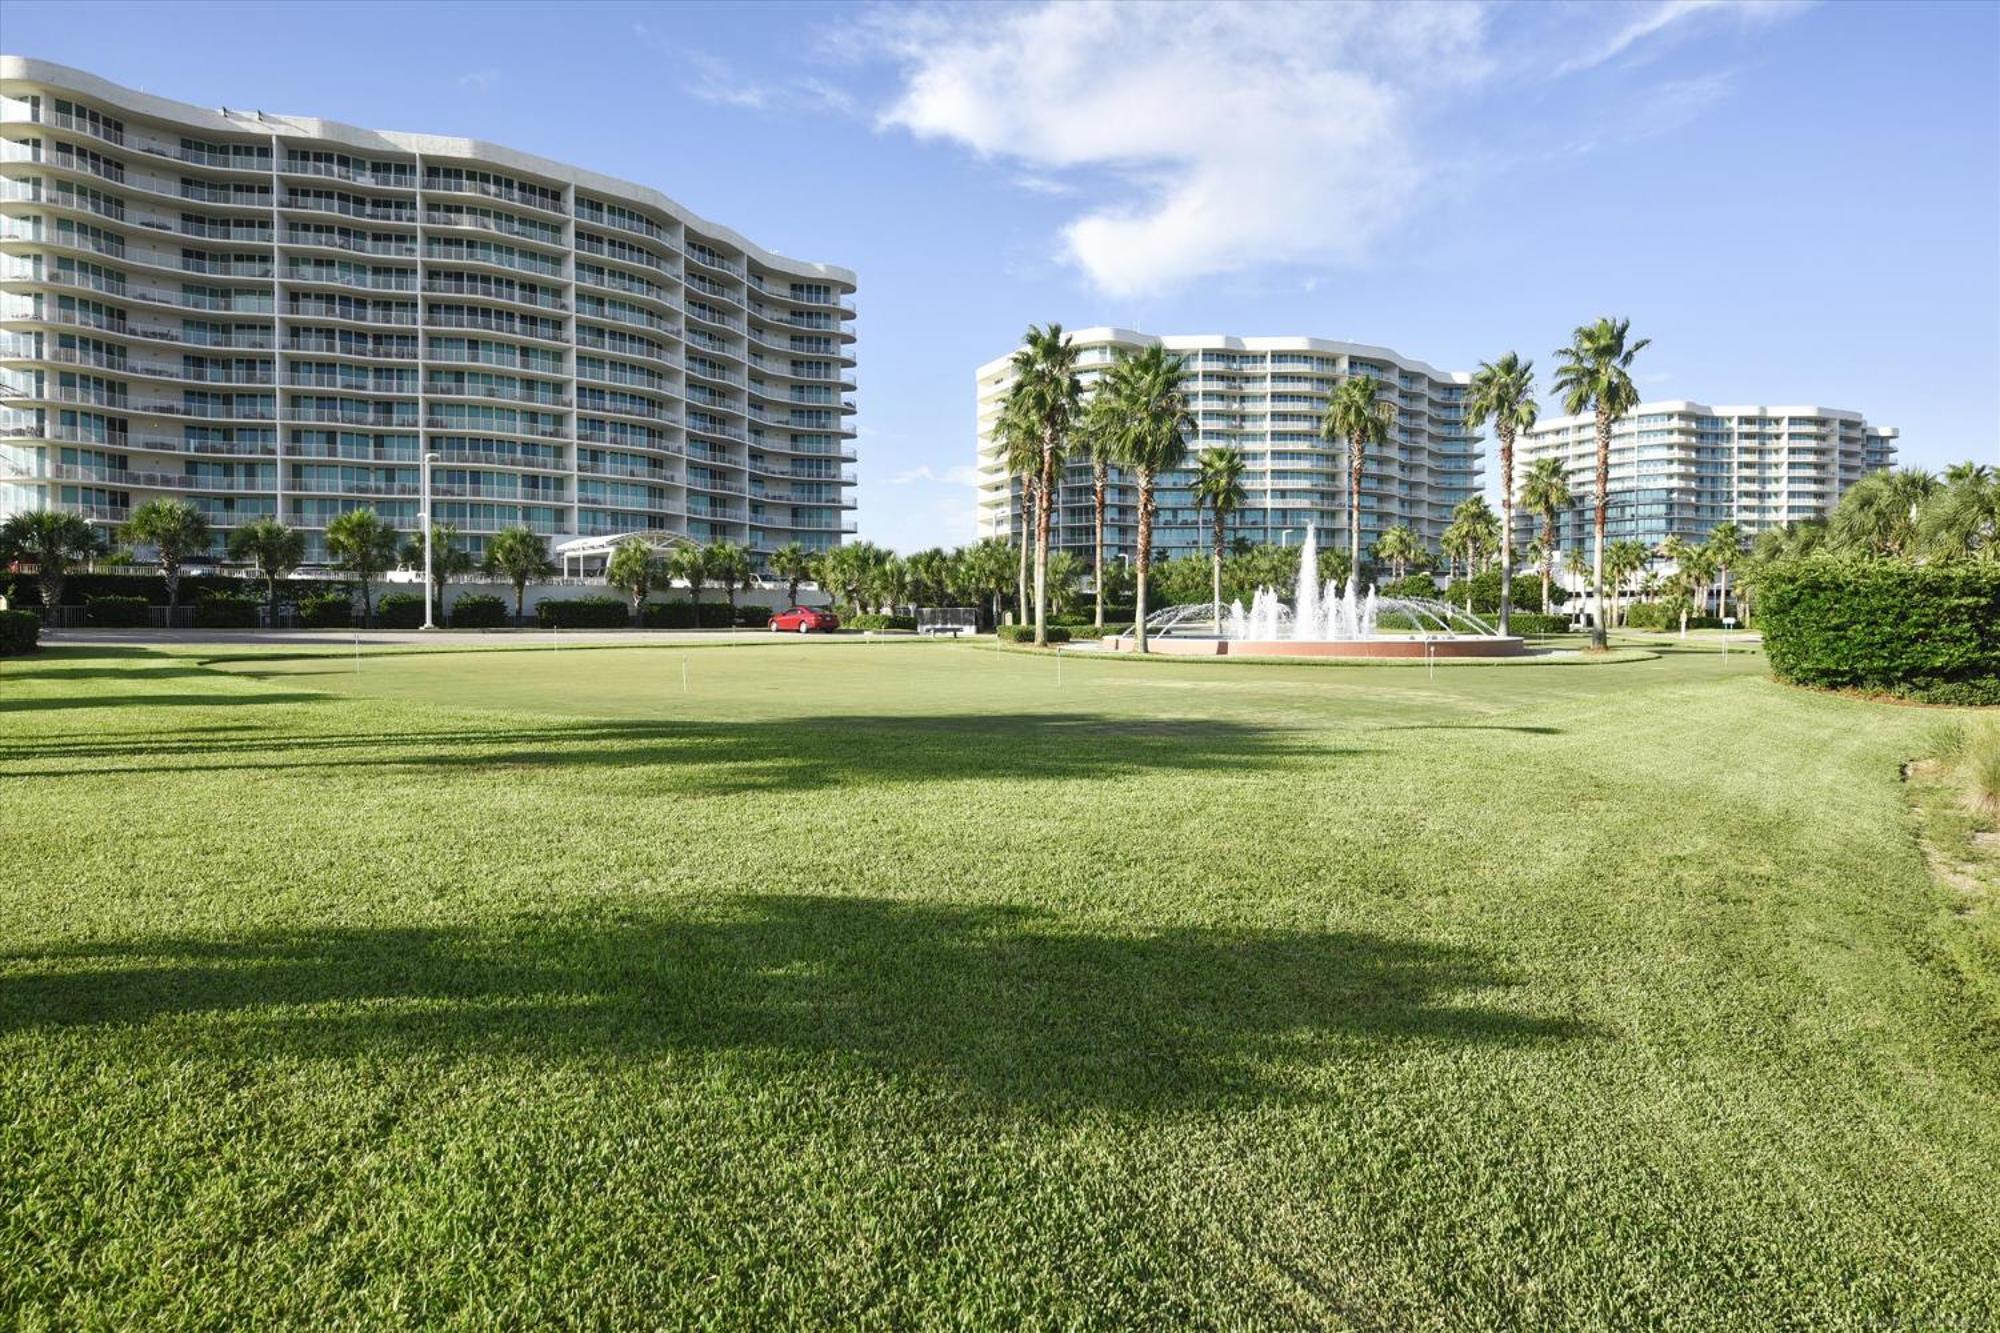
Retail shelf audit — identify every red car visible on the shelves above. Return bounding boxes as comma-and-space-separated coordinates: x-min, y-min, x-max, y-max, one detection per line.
769, 606, 840, 633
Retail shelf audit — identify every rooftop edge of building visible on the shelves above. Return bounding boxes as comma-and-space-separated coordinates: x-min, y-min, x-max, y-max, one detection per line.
0, 54, 855, 289
974, 327, 1471, 387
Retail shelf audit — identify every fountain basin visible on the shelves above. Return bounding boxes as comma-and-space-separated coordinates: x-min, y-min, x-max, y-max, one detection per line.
1105, 635, 1527, 658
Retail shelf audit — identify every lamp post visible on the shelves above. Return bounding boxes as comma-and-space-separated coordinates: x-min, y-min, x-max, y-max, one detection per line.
420, 450, 440, 631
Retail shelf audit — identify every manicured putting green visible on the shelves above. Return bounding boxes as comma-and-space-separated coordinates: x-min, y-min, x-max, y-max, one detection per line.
1, 640, 1992, 1327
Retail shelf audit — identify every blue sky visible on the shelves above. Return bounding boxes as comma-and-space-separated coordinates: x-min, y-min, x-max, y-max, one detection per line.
9, 0, 1996, 551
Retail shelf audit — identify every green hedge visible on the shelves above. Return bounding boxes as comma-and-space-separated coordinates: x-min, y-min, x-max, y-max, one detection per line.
1059, 622, 1132, 641
736, 605, 772, 628
450, 594, 508, 629
193, 594, 260, 629
377, 593, 425, 629
538, 597, 631, 629
996, 625, 1071, 644
4, 572, 246, 608
1507, 612, 1571, 636
297, 592, 353, 629
1382, 574, 1441, 600
0, 609, 40, 655
1760, 560, 2000, 704
83, 594, 152, 627
848, 613, 918, 632
634, 600, 734, 629
1443, 571, 1544, 615
1624, 603, 1726, 632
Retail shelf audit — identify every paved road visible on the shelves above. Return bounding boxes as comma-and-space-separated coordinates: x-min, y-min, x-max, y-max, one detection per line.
37, 627, 883, 648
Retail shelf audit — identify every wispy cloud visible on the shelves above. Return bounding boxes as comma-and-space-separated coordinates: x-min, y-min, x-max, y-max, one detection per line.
1554, 0, 1810, 76
640, 27, 856, 116
455, 68, 500, 92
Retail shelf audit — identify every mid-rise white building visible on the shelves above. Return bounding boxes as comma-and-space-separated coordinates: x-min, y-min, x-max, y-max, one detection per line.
1513, 401, 1898, 551
0, 56, 857, 570
975, 329, 1480, 565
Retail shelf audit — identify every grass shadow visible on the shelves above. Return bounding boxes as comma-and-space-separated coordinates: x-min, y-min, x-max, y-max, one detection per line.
0, 712, 1343, 792
0, 897, 1601, 1110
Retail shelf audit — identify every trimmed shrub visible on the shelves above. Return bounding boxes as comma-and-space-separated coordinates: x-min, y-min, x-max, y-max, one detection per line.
537, 597, 631, 629
1059, 622, 1133, 641
1760, 559, 2000, 704
1507, 612, 1571, 636
1383, 574, 1441, 601
0, 609, 40, 655
697, 601, 734, 629
847, 613, 918, 632
996, 625, 1071, 644
377, 593, 425, 629
82, 595, 152, 628
4, 572, 245, 608
1443, 570, 1543, 615
192, 594, 260, 629
450, 594, 508, 629
641, 600, 696, 629
735, 605, 772, 628
297, 592, 353, 629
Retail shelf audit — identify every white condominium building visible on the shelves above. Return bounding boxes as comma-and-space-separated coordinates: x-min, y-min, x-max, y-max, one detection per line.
0, 57, 857, 569
975, 329, 1480, 566
1513, 402, 1898, 551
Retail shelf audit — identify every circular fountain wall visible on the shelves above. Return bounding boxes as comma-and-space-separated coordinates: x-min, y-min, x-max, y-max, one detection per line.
1106, 530, 1526, 658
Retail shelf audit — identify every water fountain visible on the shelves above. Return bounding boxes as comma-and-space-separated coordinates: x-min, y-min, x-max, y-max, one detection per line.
1111, 528, 1525, 658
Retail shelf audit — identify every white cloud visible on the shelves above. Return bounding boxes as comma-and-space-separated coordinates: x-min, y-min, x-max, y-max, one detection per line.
664, 38, 856, 115
455, 69, 499, 92
854, 0, 1811, 299
890, 464, 979, 487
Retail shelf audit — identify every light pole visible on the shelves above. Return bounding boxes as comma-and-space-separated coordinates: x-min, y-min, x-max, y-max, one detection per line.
420, 451, 440, 631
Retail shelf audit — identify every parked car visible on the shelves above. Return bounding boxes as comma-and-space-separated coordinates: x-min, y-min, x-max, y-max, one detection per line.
769, 606, 840, 633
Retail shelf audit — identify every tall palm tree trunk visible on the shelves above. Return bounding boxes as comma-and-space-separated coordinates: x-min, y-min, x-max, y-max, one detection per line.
1211, 507, 1224, 630
1033, 440, 1054, 646
1497, 429, 1514, 637
1133, 476, 1154, 655
1540, 515, 1556, 614
1592, 411, 1610, 648
1348, 442, 1363, 578
1092, 461, 1106, 629
1015, 475, 1032, 625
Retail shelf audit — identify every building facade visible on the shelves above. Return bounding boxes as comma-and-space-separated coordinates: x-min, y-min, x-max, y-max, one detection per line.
975, 329, 1480, 568
0, 57, 856, 571
1512, 402, 1898, 552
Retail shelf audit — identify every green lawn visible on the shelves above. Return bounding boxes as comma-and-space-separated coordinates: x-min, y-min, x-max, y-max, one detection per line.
2, 638, 1995, 1328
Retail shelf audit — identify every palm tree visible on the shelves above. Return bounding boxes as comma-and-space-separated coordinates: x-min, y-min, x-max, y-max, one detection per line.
0, 509, 104, 612
1004, 324, 1083, 645
768, 541, 816, 608
1096, 346, 1192, 653
481, 525, 556, 625
1320, 373, 1394, 576
606, 538, 657, 621
1520, 456, 1573, 614
1373, 523, 1423, 580
707, 541, 752, 613
956, 537, 1015, 628
1921, 463, 2000, 562
666, 543, 710, 610
1830, 468, 1936, 557
1552, 317, 1649, 647
323, 508, 399, 628
1465, 353, 1539, 637
1607, 538, 1651, 628
905, 547, 956, 608
226, 517, 306, 626
1190, 445, 1247, 629
1046, 550, 1085, 619
1562, 546, 1590, 617
399, 523, 472, 620
120, 498, 212, 617
994, 391, 1039, 624
1076, 390, 1118, 628
1701, 521, 1743, 619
